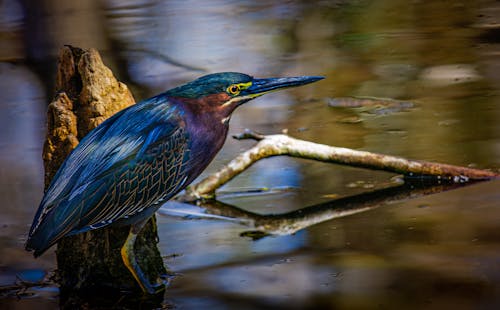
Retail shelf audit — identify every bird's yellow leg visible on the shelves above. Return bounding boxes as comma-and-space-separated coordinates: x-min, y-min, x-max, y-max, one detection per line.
120, 225, 164, 294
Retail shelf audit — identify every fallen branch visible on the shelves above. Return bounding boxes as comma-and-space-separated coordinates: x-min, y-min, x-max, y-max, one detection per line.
182, 131, 498, 200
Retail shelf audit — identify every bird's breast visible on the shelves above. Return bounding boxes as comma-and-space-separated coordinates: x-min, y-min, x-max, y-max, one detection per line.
183, 113, 229, 181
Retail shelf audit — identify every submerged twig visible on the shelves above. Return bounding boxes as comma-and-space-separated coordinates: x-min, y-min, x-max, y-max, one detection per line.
0, 275, 56, 297
181, 132, 497, 200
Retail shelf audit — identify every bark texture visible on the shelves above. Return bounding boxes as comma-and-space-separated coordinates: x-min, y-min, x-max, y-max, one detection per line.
43, 46, 166, 298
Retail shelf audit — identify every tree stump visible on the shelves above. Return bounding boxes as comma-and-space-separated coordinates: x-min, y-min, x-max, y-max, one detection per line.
43, 46, 166, 303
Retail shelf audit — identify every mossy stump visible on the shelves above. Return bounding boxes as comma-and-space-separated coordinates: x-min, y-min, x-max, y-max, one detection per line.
43, 46, 166, 302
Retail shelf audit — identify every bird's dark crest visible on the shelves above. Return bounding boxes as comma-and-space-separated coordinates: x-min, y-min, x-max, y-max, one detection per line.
166, 72, 253, 99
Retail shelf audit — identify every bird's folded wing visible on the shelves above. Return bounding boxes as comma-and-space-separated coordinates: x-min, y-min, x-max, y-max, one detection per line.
28, 98, 189, 240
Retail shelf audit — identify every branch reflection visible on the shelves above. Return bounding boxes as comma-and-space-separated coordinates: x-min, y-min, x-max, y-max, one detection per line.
161, 179, 473, 239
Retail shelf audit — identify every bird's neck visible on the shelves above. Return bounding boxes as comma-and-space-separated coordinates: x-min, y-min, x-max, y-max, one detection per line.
174, 97, 231, 180
173, 94, 234, 132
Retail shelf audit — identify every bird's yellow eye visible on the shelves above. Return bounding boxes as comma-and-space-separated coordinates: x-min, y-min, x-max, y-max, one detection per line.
227, 84, 240, 96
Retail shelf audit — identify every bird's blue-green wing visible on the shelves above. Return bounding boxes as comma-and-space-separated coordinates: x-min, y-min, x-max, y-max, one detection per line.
26, 97, 190, 256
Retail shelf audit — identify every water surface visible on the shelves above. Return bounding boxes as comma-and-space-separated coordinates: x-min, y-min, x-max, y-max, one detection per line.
1, 0, 499, 309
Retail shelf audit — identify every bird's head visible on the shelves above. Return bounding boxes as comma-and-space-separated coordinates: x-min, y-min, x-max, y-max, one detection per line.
166, 72, 323, 123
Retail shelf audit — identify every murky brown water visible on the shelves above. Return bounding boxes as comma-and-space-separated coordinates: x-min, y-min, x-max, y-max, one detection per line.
1, 0, 499, 309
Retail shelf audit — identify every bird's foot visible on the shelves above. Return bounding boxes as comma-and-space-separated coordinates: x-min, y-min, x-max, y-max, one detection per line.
140, 279, 166, 295
159, 268, 181, 288
164, 266, 182, 277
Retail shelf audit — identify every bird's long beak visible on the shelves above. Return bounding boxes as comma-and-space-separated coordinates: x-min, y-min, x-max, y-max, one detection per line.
242, 76, 324, 98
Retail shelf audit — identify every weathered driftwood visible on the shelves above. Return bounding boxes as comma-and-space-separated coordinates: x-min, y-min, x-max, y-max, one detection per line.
43, 46, 166, 298
183, 131, 498, 200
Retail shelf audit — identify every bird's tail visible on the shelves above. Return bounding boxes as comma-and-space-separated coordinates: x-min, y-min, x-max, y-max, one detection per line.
25, 207, 73, 258
25, 234, 54, 258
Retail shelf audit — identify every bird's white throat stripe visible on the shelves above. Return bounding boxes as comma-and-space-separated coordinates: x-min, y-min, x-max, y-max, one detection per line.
220, 96, 245, 108
220, 93, 263, 108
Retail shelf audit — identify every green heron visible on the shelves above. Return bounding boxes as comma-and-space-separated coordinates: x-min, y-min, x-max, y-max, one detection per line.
25, 72, 323, 293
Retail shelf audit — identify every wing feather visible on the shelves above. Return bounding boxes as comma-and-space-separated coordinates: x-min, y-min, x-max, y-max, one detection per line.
26, 96, 191, 254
